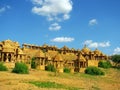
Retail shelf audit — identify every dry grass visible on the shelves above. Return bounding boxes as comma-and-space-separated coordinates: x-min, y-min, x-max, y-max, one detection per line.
0, 68, 120, 90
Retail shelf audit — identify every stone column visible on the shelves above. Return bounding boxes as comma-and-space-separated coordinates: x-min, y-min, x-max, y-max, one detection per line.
43, 58, 45, 65
11, 54, 14, 62
83, 62, 85, 68
5, 53, 9, 62
78, 61, 80, 68
1, 53, 4, 62
18, 55, 20, 62
91, 55, 93, 60
60, 61, 61, 67
20, 55, 23, 62
39, 58, 41, 69
40, 58, 41, 66
22, 55, 25, 63
0, 52, 1, 61
24, 55, 27, 63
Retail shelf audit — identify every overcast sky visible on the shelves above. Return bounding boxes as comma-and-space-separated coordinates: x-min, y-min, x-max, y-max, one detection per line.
0, 0, 120, 55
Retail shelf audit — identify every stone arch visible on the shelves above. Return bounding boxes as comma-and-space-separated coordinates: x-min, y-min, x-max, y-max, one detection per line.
8, 53, 11, 62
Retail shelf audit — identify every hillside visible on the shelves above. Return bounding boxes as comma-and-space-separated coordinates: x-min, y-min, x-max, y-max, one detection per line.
0, 68, 120, 90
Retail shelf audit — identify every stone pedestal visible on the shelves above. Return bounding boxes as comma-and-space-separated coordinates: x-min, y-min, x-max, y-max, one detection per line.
26, 64, 31, 69
80, 68, 86, 73
58, 68, 63, 73
36, 65, 45, 70
5, 53, 9, 62
70, 68, 74, 73
4, 62, 15, 69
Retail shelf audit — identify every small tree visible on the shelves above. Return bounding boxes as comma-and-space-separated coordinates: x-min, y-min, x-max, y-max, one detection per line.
85, 66, 104, 75
0, 62, 8, 71
111, 55, 120, 67
98, 61, 112, 69
12, 62, 29, 74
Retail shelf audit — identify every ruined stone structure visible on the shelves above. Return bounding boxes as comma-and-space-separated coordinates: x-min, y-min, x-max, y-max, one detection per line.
0, 40, 108, 72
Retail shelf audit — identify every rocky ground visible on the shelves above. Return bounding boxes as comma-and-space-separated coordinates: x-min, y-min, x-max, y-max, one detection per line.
0, 68, 120, 90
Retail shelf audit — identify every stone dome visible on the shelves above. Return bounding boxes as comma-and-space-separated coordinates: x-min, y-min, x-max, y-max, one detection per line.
81, 45, 91, 54
61, 45, 69, 50
54, 54, 63, 61
42, 44, 48, 48
71, 48, 75, 51
94, 49, 101, 56
77, 49, 81, 52
51, 45, 58, 49
2, 44, 14, 53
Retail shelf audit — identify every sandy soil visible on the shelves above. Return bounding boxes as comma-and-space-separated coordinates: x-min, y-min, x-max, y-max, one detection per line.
0, 68, 120, 90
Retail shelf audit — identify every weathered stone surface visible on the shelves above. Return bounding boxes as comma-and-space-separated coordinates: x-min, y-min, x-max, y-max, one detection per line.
0, 40, 108, 73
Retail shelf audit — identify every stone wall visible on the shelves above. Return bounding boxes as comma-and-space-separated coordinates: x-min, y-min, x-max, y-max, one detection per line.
4, 62, 15, 69
88, 60, 99, 67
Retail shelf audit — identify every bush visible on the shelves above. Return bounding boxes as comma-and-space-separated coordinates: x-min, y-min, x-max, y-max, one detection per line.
0, 63, 8, 71
45, 64, 56, 72
85, 66, 104, 75
98, 61, 112, 69
64, 68, 70, 73
31, 57, 36, 69
12, 62, 29, 74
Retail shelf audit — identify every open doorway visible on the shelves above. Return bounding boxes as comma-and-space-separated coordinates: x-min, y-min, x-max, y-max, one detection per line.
8, 54, 11, 62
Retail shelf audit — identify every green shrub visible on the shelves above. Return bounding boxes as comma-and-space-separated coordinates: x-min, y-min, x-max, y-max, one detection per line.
85, 66, 104, 75
64, 67, 70, 73
0, 63, 8, 71
12, 62, 29, 74
45, 64, 56, 72
98, 61, 112, 69
31, 57, 36, 69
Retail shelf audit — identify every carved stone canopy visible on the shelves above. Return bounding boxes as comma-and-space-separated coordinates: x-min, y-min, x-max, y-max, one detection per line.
54, 54, 63, 61
78, 54, 86, 62
94, 48, 102, 56
61, 45, 70, 50
45, 52, 52, 60
81, 45, 91, 54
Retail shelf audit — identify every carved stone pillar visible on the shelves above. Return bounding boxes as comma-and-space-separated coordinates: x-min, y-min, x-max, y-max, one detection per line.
0, 52, 1, 61
5, 53, 9, 62
1, 53, 4, 62
17, 55, 20, 62
22, 55, 24, 63
39, 58, 41, 66
20, 55, 22, 62
11, 54, 14, 62
43, 58, 45, 65
91, 55, 93, 60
